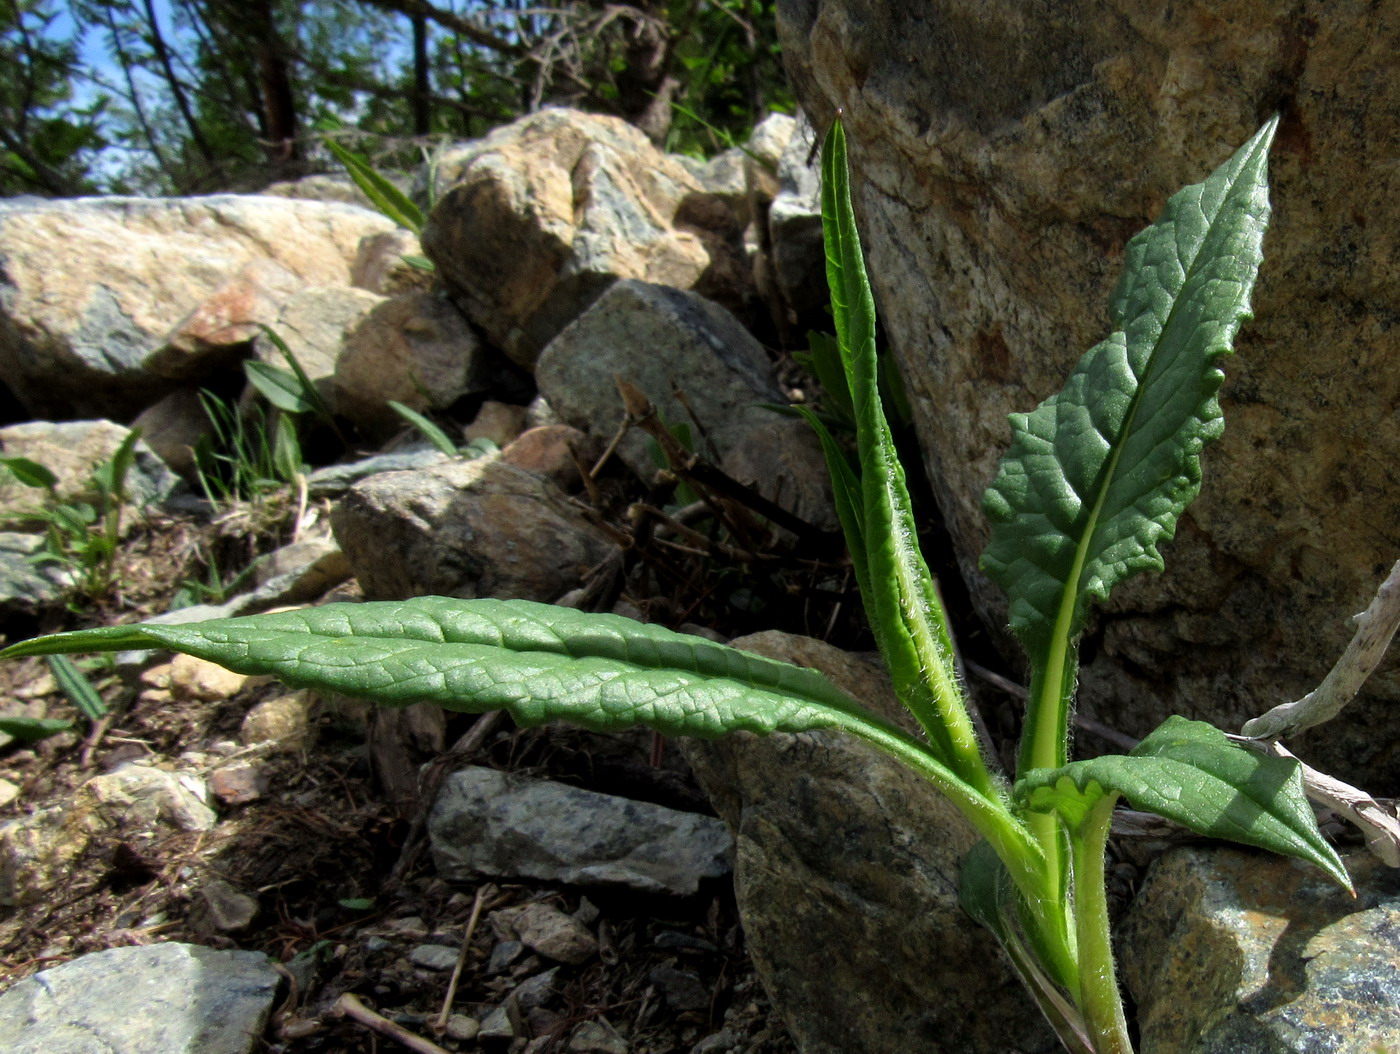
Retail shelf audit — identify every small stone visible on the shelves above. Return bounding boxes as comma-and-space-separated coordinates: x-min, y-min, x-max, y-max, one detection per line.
464, 400, 526, 447
195, 877, 259, 933
509, 967, 560, 1011
647, 964, 710, 1011
501, 424, 591, 490
408, 944, 460, 971
568, 1018, 628, 1054
83, 764, 216, 832
170, 654, 249, 702
209, 761, 266, 805
690, 1030, 738, 1054
364, 936, 391, 953
0, 942, 279, 1053
445, 1013, 480, 1041
0, 778, 18, 808
488, 939, 525, 974
502, 903, 597, 965
386, 915, 429, 937
573, 897, 599, 925
239, 691, 314, 751
479, 1004, 514, 1040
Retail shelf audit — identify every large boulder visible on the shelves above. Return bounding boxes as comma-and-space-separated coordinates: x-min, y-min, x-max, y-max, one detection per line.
0, 196, 394, 420
684, 632, 1056, 1054
1121, 845, 1400, 1053
330, 453, 616, 603
422, 108, 749, 369
778, 2, 1400, 784
536, 279, 835, 532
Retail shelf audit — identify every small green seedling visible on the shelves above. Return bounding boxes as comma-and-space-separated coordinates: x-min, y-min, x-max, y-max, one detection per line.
1, 428, 143, 602
0, 117, 1346, 1053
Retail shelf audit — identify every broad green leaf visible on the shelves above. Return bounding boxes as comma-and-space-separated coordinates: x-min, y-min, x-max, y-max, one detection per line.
389, 400, 458, 457
325, 139, 425, 235
0, 596, 1038, 872
981, 118, 1277, 777
821, 118, 988, 795
1015, 716, 1350, 890
0, 456, 58, 490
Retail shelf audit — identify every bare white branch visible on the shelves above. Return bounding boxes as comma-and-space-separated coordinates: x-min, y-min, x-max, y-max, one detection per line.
1242, 559, 1400, 739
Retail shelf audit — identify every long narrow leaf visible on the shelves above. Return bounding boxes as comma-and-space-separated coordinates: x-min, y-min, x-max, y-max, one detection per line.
982, 118, 1277, 777
0, 596, 1038, 872
46, 655, 108, 721
1015, 715, 1349, 890
325, 139, 425, 234
820, 119, 988, 794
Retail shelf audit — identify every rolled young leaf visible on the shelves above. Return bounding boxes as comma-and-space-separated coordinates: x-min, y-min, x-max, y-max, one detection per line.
1015, 715, 1350, 891
982, 118, 1278, 779
820, 118, 990, 796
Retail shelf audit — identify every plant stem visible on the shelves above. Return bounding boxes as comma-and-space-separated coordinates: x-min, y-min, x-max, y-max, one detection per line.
1071, 794, 1133, 1054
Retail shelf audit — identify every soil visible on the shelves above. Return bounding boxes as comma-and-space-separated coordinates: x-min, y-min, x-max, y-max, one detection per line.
0, 490, 819, 1053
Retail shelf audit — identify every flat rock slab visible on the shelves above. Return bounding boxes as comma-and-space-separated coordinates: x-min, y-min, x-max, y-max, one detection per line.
1121, 845, 1400, 1053
0, 942, 279, 1053
428, 765, 732, 896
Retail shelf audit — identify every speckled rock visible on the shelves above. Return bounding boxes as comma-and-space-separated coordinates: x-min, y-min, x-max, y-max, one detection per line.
332, 290, 490, 439
429, 765, 732, 897
683, 631, 1056, 1054
423, 108, 744, 368
0, 195, 393, 418
330, 454, 616, 603
1120, 845, 1400, 1053
777, 1, 1400, 786
0, 942, 279, 1053
251, 284, 382, 388
536, 280, 833, 530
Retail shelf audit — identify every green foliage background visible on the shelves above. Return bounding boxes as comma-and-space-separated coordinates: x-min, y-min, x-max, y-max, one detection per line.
2, 0, 793, 197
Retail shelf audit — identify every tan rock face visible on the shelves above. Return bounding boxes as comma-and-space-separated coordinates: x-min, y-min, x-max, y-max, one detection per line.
423, 108, 736, 368
333, 291, 488, 438
0, 196, 394, 419
779, 1, 1400, 784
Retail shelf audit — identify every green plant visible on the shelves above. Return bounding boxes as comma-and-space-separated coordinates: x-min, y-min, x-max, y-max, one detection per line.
325, 138, 435, 272
0, 117, 1349, 1053
193, 389, 305, 512
1, 428, 142, 601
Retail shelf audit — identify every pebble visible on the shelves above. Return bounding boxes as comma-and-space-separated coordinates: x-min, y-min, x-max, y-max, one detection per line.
209, 761, 266, 805
408, 943, 460, 971
509, 967, 559, 1011
568, 1019, 629, 1053
445, 1013, 480, 1041
488, 939, 525, 973
195, 877, 259, 933
501, 903, 597, 965
479, 1004, 514, 1040
170, 653, 249, 701
239, 691, 314, 751
0, 778, 18, 808
648, 964, 710, 1011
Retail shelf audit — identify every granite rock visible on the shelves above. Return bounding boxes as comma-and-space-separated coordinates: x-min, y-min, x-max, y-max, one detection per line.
777, 1, 1400, 785
1121, 845, 1400, 1053
0, 942, 279, 1053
